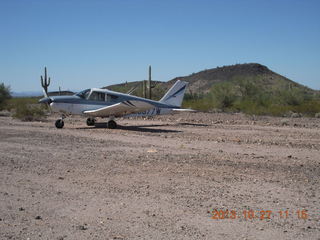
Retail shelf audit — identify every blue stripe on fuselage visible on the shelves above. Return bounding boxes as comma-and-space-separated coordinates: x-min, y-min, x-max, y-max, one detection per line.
50, 95, 175, 108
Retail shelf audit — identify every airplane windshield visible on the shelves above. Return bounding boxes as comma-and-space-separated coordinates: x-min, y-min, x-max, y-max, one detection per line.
76, 89, 90, 99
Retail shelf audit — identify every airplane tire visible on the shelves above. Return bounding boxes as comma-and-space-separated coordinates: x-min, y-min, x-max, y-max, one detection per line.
55, 119, 64, 129
107, 120, 117, 129
86, 118, 95, 126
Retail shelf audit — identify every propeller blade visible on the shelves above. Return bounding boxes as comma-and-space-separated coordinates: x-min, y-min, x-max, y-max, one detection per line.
39, 97, 52, 104
42, 89, 48, 98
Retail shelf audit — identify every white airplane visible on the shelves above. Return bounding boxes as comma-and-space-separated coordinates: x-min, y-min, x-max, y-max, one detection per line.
39, 80, 192, 129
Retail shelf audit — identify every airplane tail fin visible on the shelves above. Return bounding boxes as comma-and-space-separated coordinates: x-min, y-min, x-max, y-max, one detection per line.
160, 80, 188, 107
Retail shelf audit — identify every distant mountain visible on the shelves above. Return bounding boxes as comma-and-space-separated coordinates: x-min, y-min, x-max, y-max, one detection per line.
12, 90, 75, 98
12, 91, 43, 97
104, 63, 319, 100
48, 91, 74, 96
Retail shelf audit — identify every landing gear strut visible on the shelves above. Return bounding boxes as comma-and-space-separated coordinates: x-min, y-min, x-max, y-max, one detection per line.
107, 120, 117, 129
86, 118, 95, 126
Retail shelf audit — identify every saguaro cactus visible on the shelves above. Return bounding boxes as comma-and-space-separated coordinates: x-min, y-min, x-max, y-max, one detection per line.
148, 65, 156, 99
142, 80, 147, 98
41, 67, 51, 94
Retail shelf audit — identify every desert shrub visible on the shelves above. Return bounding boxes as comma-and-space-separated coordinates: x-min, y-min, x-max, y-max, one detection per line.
292, 99, 320, 116
0, 83, 11, 110
183, 93, 197, 101
279, 87, 306, 106
13, 102, 46, 121
265, 104, 294, 116
233, 99, 264, 115
211, 82, 237, 109
7, 97, 39, 110
238, 78, 260, 98
181, 78, 320, 117
183, 97, 213, 111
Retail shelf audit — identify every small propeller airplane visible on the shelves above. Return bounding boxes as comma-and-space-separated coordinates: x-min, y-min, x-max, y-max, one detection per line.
39, 80, 192, 129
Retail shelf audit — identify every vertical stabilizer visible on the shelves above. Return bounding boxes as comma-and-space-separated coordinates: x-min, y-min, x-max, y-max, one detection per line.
160, 80, 188, 107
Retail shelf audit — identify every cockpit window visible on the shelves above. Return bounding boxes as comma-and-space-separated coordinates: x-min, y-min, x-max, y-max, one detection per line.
76, 89, 90, 99
89, 91, 105, 101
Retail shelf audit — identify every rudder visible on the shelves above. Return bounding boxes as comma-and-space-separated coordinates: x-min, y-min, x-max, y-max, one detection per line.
160, 80, 188, 107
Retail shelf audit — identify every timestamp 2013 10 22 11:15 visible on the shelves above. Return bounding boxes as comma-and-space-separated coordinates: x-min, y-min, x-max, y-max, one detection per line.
210, 209, 309, 220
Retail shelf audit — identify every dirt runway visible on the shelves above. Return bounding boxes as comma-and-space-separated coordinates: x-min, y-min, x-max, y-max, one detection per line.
0, 113, 319, 239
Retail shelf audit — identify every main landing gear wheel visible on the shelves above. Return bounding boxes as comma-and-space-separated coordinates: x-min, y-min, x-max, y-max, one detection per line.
107, 120, 117, 129
86, 118, 95, 126
55, 119, 64, 129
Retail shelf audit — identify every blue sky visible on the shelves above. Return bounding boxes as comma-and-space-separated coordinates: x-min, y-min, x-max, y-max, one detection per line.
1, 0, 319, 92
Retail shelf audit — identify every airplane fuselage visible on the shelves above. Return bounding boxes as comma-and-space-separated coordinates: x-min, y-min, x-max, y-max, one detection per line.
47, 91, 176, 117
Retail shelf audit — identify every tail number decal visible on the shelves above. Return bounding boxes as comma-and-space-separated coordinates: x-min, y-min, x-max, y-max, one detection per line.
138, 108, 161, 116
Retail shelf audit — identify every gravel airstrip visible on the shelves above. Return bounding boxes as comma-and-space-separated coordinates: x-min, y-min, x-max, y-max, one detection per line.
0, 112, 319, 239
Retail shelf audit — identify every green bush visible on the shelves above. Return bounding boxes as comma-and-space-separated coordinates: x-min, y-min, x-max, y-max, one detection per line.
7, 97, 39, 111
0, 83, 11, 110
292, 99, 320, 116
238, 78, 260, 98
266, 105, 293, 116
211, 82, 237, 109
279, 87, 306, 106
183, 97, 213, 111
12, 102, 46, 121
182, 79, 320, 117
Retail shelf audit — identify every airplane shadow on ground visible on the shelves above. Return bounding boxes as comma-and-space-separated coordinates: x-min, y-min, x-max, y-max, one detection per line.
117, 125, 182, 133
77, 123, 182, 133
177, 122, 209, 127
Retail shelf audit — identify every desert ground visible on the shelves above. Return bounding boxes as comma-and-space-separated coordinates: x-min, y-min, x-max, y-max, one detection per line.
0, 112, 319, 240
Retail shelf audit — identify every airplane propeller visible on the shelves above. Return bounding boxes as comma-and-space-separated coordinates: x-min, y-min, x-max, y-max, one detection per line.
39, 97, 52, 104
39, 89, 53, 113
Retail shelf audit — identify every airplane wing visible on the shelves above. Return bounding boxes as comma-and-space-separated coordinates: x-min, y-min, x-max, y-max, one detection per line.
83, 100, 154, 117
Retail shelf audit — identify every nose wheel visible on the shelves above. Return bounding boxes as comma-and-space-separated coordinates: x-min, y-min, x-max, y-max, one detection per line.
55, 119, 64, 129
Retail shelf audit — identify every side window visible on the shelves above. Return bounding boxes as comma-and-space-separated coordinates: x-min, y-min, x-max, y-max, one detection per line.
106, 94, 119, 102
89, 92, 105, 101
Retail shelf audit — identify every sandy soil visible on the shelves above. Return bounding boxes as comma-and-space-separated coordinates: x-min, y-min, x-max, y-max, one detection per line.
0, 112, 319, 240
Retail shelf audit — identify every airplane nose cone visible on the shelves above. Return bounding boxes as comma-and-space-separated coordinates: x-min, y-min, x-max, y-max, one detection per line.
39, 97, 53, 104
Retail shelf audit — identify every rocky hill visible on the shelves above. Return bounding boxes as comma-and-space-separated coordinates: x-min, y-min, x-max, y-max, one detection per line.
166, 63, 317, 95
104, 63, 318, 100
